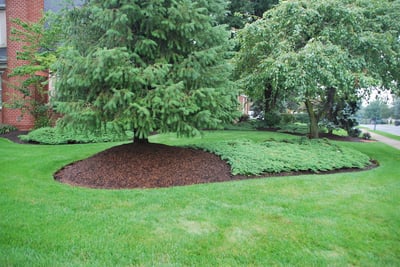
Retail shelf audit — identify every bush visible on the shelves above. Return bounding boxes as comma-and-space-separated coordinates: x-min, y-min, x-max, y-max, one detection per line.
238, 114, 250, 122
193, 138, 371, 175
19, 127, 132, 144
293, 113, 310, 123
0, 124, 18, 134
362, 132, 371, 140
263, 112, 281, 127
223, 120, 258, 131
347, 127, 362, 138
278, 123, 309, 135
281, 113, 295, 124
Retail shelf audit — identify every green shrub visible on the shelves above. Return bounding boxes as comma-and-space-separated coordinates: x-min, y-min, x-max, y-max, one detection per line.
280, 113, 295, 124
348, 127, 362, 138
278, 123, 309, 135
0, 124, 18, 134
264, 112, 281, 127
293, 113, 310, 123
223, 120, 258, 131
362, 132, 371, 140
19, 127, 132, 144
193, 138, 371, 175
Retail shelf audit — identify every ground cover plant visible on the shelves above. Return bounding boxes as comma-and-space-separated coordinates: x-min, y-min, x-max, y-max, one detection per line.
193, 138, 371, 175
1, 131, 399, 266
19, 126, 132, 144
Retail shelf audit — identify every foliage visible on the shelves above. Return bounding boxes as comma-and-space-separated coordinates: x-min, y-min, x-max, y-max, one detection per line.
220, 0, 278, 29
194, 138, 371, 175
362, 132, 371, 140
360, 100, 392, 121
347, 127, 362, 138
393, 97, 400, 120
19, 126, 131, 144
235, 0, 400, 138
263, 112, 281, 127
1, 131, 400, 266
278, 123, 310, 135
0, 124, 18, 134
54, 0, 239, 141
6, 15, 60, 129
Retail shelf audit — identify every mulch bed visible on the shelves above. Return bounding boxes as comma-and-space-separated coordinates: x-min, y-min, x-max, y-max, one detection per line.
1, 130, 378, 189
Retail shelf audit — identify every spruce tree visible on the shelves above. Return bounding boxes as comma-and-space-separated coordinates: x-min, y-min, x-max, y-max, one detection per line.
54, 0, 239, 142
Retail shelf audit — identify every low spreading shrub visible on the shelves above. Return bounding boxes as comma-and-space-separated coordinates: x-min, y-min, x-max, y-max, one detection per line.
278, 123, 309, 134
0, 124, 18, 134
193, 138, 371, 175
19, 127, 132, 144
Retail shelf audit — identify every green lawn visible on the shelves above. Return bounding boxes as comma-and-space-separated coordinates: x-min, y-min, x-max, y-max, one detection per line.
1, 131, 399, 266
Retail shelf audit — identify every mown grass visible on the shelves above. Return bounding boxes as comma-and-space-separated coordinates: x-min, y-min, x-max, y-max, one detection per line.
1, 130, 400, 266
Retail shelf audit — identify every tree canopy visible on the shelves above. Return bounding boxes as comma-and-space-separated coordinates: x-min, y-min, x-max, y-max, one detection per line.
235, 0, 400, 138
54, 0, 239, 142
220, 0, 279, 29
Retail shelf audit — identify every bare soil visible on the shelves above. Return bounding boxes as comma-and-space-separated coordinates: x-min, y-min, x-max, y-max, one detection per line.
1, 131, 377, 189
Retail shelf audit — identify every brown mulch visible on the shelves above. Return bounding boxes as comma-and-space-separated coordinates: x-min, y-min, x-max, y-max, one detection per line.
53, 141, 377, 189
1, 130, 377, 189
54, 143, 234, 189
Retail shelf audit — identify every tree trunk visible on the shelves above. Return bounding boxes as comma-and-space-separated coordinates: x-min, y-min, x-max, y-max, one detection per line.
325, 87, 336, 135
305, 99, 319, 139
264, 84, 276, 114
133, 136, 149, 144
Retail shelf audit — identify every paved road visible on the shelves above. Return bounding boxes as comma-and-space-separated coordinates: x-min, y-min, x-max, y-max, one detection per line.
360, 124, 400, 136
360, 124, 400, 150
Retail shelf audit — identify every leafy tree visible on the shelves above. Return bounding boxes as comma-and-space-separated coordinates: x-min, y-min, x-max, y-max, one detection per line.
7, 15, 60, 128
235, 0, 400, 138
362, 100, 391, 121
392, 97, 400, 120
221, 0, 278, 29
54, 0, 239, 143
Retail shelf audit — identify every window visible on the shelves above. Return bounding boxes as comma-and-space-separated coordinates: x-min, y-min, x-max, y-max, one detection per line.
0, 10, 6, 47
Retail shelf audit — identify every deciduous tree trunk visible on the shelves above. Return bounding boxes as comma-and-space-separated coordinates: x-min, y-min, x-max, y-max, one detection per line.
305, 99, 319, 139
264, 84, 277, 114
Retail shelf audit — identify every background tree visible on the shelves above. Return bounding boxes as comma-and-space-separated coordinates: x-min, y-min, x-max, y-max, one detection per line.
7, 15, 60, 128
361, 100, 392, 122
392, 97, 400, 120
221, 0, 279, 29
54, 0, 239, 143
235, 0, 400, 138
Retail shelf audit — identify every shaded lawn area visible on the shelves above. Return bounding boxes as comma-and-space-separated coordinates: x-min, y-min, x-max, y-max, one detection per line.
0, 131, 399, 266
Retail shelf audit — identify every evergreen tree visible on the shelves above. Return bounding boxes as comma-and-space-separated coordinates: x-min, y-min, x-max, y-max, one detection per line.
54, 0, 239, 142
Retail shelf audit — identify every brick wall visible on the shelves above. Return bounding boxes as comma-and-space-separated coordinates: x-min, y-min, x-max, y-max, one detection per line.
1, 0, 44, 130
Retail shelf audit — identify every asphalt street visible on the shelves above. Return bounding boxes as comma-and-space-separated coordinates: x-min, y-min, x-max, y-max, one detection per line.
360, 124, 400, 136
360, 124, 400, 150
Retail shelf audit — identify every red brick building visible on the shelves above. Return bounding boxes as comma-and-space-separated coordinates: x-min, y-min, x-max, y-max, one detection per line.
0, 0, 247, 130
0, 0, 45, 130
0, 0, 81, 130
